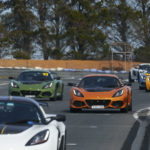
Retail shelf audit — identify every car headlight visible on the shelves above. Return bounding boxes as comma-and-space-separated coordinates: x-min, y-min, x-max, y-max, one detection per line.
10, 82, 19, 88
43, 82, 52, 89
73, 89, 84, 97
26, 129, 50, 146
145, 73, 150, 76
113, 89, 124, 97
139, 70, 143, 73
141, 75, 146, 80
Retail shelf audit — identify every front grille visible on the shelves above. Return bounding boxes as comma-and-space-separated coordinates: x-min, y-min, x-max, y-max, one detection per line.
42, 92, 51, 97
133, 70, 137, 76
11, 92, 20, 96
112, 101, 123, 107
85, 99, 111, 106
73, 101, 85, 107
21, 90, 40, 96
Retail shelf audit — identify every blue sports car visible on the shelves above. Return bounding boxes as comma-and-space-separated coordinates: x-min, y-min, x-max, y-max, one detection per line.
138, 70, 150, 89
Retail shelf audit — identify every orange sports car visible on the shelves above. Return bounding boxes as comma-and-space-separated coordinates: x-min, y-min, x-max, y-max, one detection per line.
69, 74, 132, 112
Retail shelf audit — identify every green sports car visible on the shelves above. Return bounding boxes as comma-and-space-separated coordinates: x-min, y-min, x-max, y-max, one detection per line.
8, 70, 64, 100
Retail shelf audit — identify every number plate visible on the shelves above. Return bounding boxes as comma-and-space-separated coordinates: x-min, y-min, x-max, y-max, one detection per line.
25, 95, 35, 98
91, 105, 104, 109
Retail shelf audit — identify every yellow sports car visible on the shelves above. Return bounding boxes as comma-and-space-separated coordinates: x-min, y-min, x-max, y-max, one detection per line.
145, 73, 150, 91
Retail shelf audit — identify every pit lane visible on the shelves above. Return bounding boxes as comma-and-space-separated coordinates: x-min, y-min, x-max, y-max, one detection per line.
0, 77, 150, 150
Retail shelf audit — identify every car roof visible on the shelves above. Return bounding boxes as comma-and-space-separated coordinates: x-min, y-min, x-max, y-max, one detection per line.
22, 69, 50, 73
139, 63, 150, 66
83, 74, 119, 78
0, 96, 40, 107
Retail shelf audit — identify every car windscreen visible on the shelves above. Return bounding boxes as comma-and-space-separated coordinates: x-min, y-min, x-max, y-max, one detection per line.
0, 101, 43, 125
78, 76, 121, 88
139, 65, 150, 70
18, 71, 52, 82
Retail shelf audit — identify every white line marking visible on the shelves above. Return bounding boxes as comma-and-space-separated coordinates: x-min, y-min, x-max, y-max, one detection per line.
0, 83, 8, 86
89, 125, 98, 128
131, 122, 147, 150
71, 125, 97, 128
132, 107, 150, 150
67, 143, 77, 146
133, 107, 150, 120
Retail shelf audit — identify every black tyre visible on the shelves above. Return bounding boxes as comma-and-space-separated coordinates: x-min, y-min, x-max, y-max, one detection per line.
128, 101, 132, 111
59, 135, 66, 150
120, 103, 128, 113
139, 86, 144, 90
129, 72, 134, 83
50, 88, 58, 101
128, 92, 132, 111
70, 107, 81, 113
58, 84, 64, 101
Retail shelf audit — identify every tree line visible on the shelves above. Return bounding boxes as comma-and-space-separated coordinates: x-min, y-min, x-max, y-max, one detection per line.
0, 0, 150, 62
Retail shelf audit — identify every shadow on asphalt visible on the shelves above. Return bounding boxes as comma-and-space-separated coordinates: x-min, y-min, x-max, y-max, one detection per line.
62, 109, 134, 114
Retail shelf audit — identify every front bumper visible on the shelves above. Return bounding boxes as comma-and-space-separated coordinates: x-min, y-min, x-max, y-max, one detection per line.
70, 97, 128, 110
139, 80, 146, 88
9, 88, 55, 99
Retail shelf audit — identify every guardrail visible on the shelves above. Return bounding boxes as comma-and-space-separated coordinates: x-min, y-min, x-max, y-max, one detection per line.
0, 67, 128, 80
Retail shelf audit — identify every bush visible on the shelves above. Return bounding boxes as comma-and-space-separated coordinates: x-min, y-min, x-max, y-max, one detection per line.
134, 46, 150, 62
12, 51, 30, 59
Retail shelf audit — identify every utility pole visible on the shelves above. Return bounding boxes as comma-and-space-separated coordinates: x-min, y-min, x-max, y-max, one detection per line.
110, 42, 133, 72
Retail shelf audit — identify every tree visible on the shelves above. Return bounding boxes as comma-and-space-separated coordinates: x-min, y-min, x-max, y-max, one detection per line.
2, 0, 37, 58
130, 0, 150, 61
36, 0, 50, 60
136, 0, 150, 46
35, 0, 68, 60
65, 0, 110, 60
134, 46, 150, 62
48, 0, 68, 59
106, 1, 136, 50
0, 2, 10, 58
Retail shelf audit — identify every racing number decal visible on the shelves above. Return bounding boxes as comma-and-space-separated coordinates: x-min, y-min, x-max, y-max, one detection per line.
1, 126, 7, 134
43, 73, 48, 76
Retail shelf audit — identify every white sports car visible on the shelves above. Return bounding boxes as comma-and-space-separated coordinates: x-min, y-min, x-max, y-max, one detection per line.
0, 96, 66, 150
129, 63, 150, 82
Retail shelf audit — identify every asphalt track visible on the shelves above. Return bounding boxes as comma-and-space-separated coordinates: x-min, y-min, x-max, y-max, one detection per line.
0, 78, 150, 150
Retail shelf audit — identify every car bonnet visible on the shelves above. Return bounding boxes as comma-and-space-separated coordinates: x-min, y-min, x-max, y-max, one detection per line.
0, 124, 50, 148
78, 87, 123, 98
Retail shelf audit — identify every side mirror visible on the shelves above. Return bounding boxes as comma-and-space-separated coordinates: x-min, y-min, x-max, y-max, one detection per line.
56, 114, 66, 122
68, 83, 77, 86
54, 77, 61, 80
127, 82, 132, 86
68, 83, 74, 86
124, 82, 132, 86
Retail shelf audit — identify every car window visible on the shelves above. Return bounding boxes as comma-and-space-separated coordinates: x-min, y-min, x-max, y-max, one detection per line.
139, 65, 150, 70
18, 71, 52, 81
0, 101, 43, 124
79, 76, 121, 88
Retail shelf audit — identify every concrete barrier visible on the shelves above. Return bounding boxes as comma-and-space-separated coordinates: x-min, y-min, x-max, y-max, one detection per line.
0, 59, 140, 72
